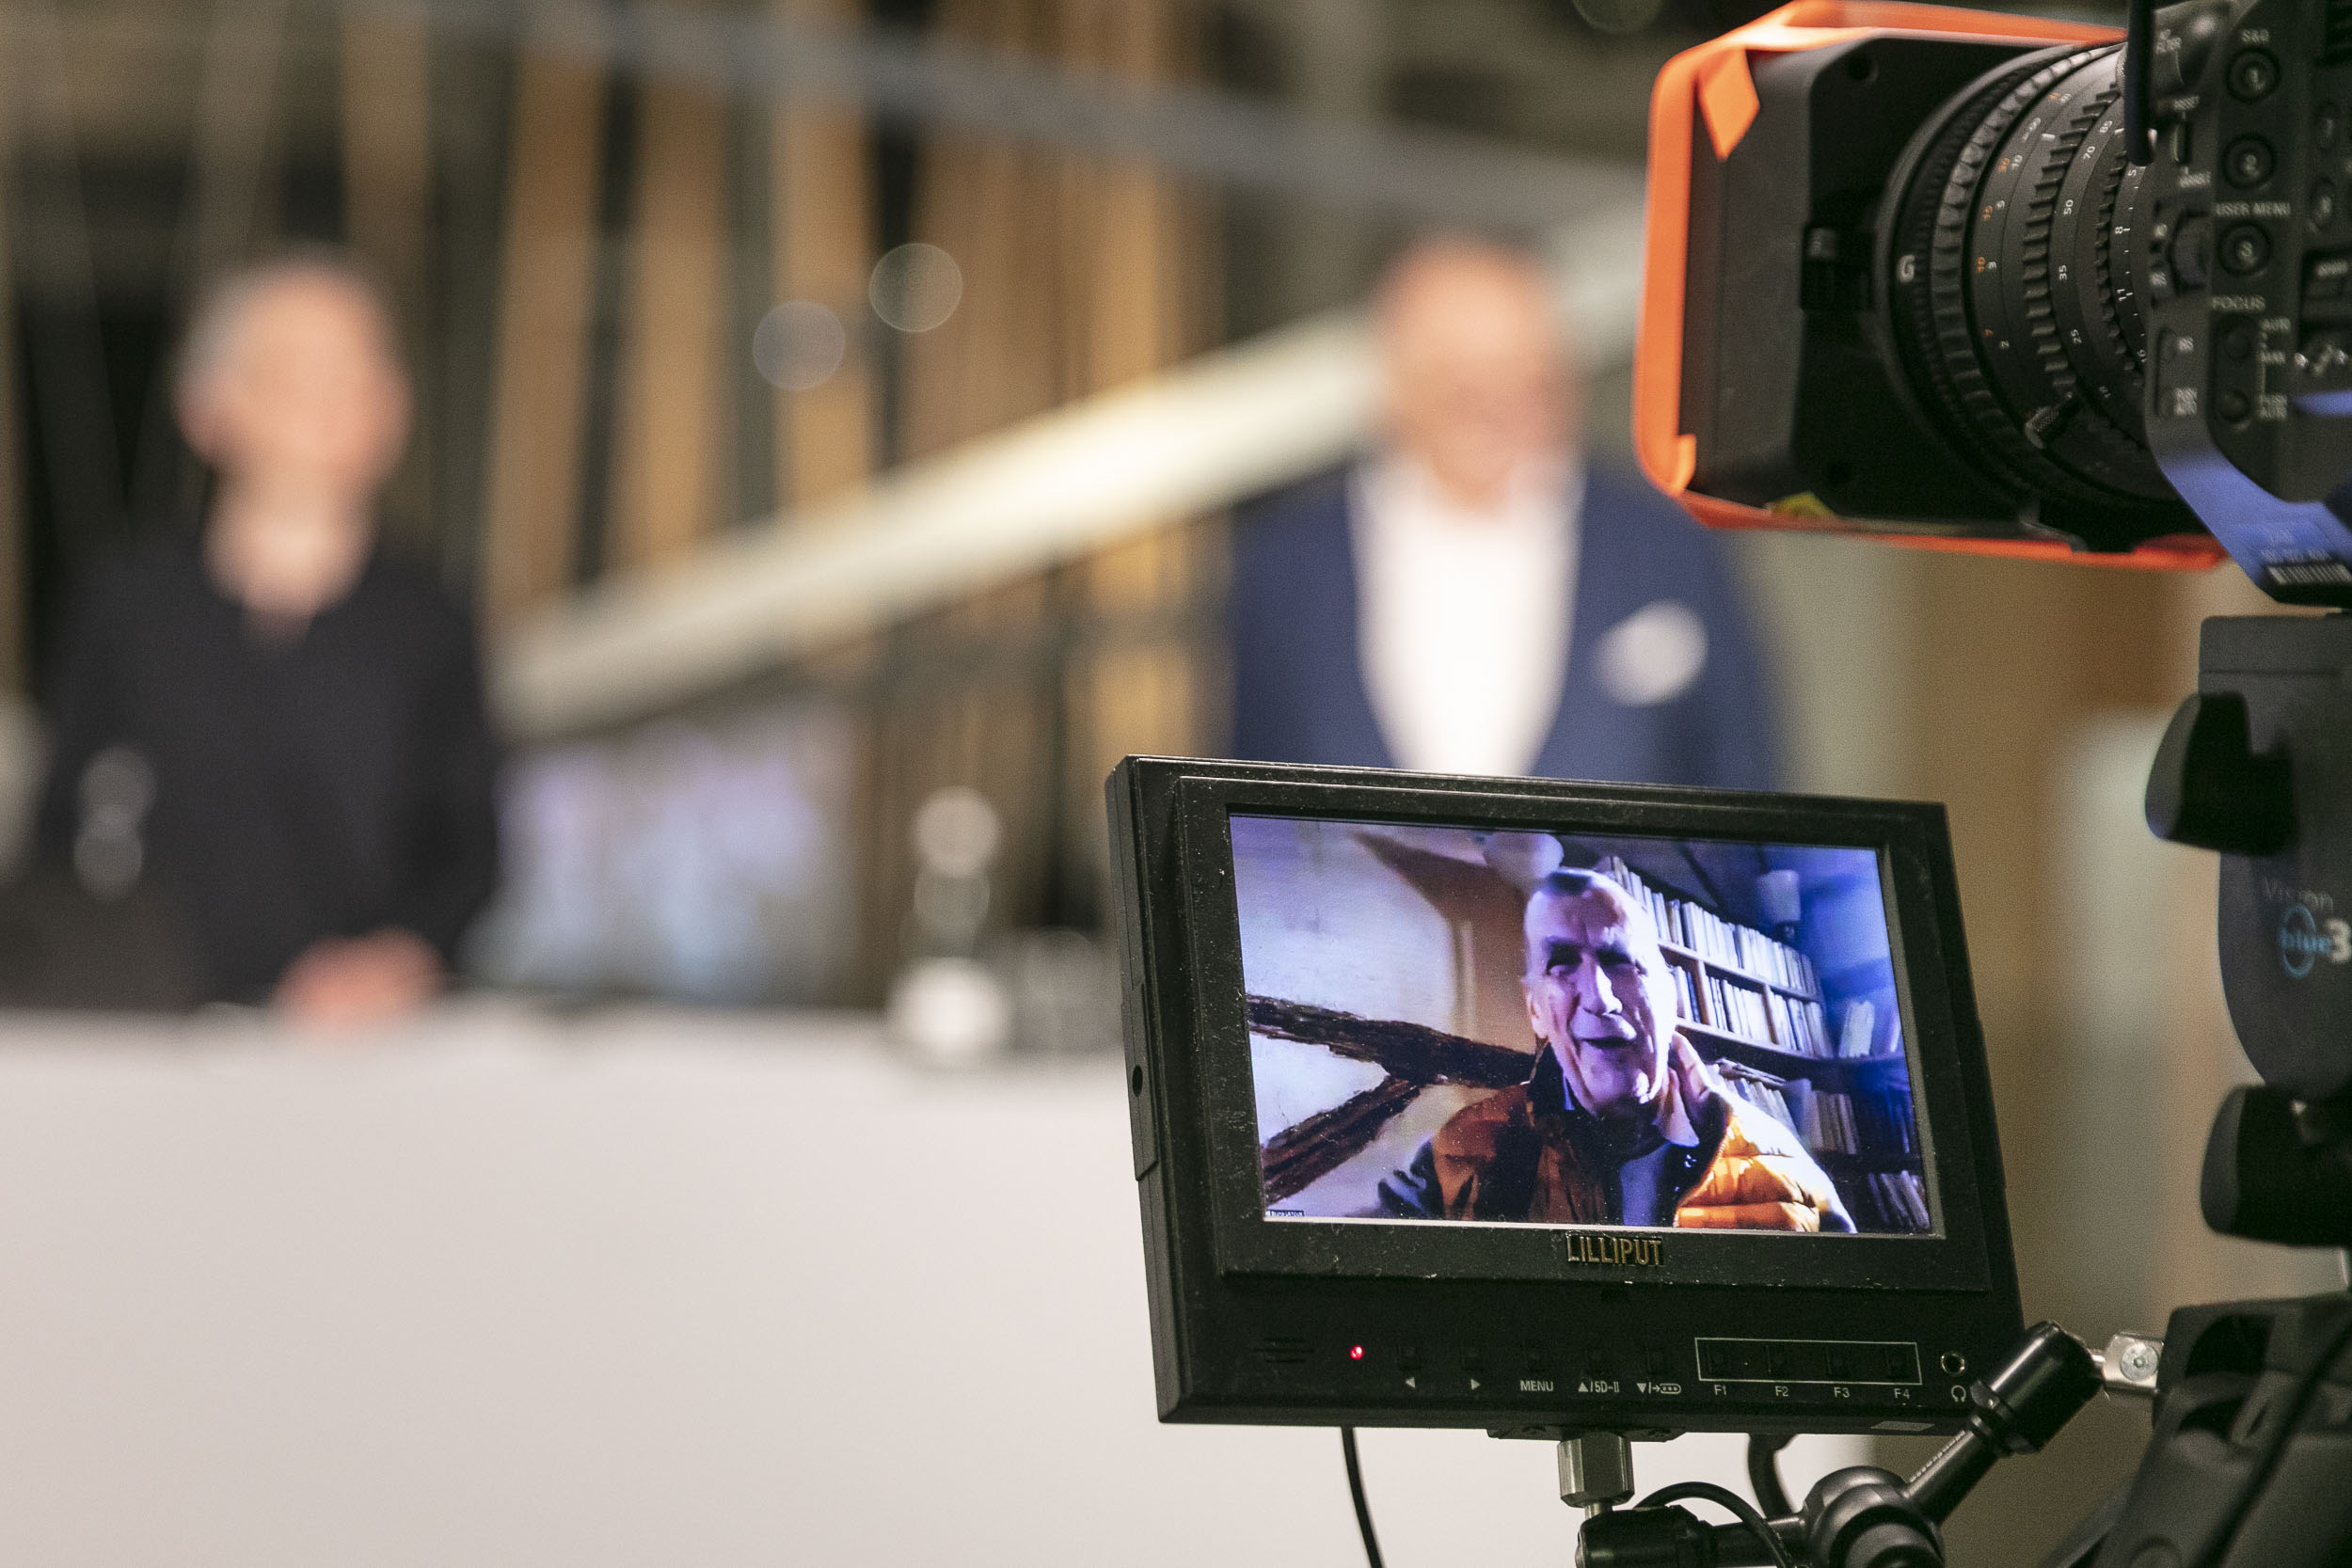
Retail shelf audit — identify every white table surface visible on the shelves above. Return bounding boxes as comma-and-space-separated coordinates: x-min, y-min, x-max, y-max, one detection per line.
0, 1003, 1857, 1567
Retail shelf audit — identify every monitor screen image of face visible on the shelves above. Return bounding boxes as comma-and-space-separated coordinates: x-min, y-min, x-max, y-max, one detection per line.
1234, 815, 1930, 1236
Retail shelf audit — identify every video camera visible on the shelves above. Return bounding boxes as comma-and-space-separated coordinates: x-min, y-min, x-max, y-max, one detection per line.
1644, 0, 2352, 602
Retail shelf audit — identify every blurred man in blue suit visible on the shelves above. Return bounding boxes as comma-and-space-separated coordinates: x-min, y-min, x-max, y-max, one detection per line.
1231, 238, 1777, 788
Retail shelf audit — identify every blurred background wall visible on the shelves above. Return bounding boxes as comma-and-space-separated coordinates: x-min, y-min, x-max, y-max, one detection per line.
0, 1, 2335, 1561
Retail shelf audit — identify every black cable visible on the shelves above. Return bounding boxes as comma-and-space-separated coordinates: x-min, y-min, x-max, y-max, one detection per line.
2122, 0, 2157, 165
1341, 1427, 1386, 1568
1637, 1481, 1796, 1568
1746, 1432, 1794, 1519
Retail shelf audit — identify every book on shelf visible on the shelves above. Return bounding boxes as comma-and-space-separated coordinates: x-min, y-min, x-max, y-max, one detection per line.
1672, 964, 1700, 1022
1593, 855, 1818, 998
1716, 1068, 1918, 1190
1860, 1170, 1931, 1231
1761, 990, 1834, 1056
1686, 968, 1834, 1060
1720, 1070, 1861, 1162
1853, 1087, 1918, 1157
1804, 1089, 1859, 1155
1722, 1068, 1799, 1139
1837, 998, 1878, 1058
1784, 1077, 1819, 1146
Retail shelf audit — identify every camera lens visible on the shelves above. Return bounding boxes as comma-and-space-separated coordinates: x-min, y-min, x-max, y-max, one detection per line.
1878, 45, 2181, 542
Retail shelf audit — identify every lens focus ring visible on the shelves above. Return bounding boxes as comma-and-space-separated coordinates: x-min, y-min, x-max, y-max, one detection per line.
1881, 41, 2183, 533
1928, 48, 2133, 509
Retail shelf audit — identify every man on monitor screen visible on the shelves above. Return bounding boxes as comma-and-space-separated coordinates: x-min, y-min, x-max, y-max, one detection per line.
1375, 869, 1854, 1231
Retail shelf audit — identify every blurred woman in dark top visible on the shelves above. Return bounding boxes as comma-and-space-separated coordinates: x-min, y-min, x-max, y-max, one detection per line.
35, 253, 498, 1025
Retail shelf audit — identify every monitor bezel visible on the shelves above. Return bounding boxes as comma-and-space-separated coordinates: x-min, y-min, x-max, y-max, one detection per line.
1163, 766, 2007, 1293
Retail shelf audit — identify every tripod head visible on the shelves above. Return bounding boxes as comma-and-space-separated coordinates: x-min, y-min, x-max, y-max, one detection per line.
2147, 612, 2352, 1249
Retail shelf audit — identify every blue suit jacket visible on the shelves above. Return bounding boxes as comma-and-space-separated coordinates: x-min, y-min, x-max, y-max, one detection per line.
1229, 465, 1779, 790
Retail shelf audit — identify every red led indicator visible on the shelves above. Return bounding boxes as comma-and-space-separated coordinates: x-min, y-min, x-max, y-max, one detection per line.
1349, 1345, 1366, 1361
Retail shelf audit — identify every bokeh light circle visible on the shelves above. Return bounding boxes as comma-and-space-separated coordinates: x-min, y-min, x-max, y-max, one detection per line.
752, 300, 848, 390
868, 243, 964, 333
912, 784, 1000, 877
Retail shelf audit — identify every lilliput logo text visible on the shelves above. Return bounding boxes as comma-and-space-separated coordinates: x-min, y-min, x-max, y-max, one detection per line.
1568, 1233, 1664, 1267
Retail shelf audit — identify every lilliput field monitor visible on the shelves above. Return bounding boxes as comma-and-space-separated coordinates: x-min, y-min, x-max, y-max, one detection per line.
1105, 758, 2023, 1437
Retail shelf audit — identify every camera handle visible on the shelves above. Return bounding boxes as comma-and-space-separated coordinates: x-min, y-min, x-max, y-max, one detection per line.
1570, 1323, 2102, 1568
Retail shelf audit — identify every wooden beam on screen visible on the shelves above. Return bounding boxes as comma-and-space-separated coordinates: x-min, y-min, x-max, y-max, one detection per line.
611, 77, 729, 571
341, 3, 436, 543
1246, 995, 1531, 1089
771, 0, 873, 505
480, 21, 605, 631
1261, 1074, 1421, 1205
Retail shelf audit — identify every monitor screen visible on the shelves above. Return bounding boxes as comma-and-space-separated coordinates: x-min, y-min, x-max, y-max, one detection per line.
1234, 814, 1928, 1239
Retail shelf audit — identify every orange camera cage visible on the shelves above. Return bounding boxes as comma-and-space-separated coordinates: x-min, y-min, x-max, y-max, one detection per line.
1636, 1, 2228, 572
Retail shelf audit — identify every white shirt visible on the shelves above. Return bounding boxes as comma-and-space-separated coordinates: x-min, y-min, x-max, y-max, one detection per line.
1351, 452, 1581, 778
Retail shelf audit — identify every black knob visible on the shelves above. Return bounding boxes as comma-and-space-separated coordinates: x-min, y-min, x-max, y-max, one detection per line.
1973, 1323, 2100, 1454
1808, 1470, 1945, 1568
2144, 691, 2294, 856
2170, 214, 2212, 289
2201, 1085, 2352, 1246
1846, 1521, 1941, 1568
1575, 1507, 1714, 1568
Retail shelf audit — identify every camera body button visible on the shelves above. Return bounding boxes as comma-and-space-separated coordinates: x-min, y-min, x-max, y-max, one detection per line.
2226, 137, 2276, 189
2227, 48, 2279, 102
2221, 225, 2273, 276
